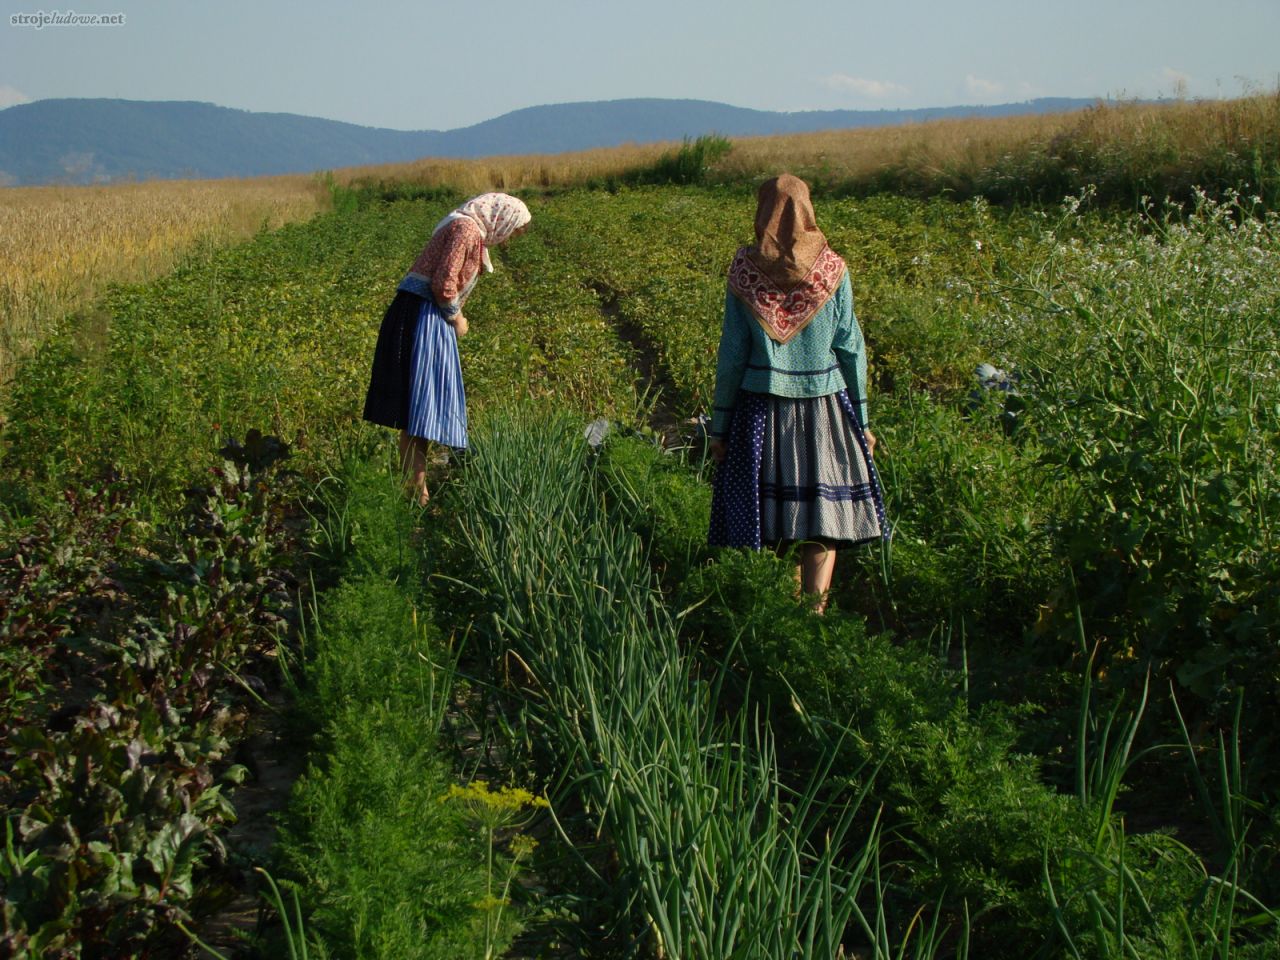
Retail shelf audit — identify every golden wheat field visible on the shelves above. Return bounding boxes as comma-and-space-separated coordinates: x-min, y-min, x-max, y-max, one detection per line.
331, 140, 677, 193
718, 93, 1280, 183
0, 175, 328, 384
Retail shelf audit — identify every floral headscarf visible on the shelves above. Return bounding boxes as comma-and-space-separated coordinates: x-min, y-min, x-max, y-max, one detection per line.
746, 174, 827, 288
432, 193, 531, 273
727, 175, 846, 344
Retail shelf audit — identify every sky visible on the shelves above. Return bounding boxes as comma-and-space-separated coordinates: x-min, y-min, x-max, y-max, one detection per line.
1, 0, 1277, 131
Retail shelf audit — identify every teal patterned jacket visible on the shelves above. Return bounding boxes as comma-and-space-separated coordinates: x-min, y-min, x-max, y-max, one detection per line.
709, 270, 867, 437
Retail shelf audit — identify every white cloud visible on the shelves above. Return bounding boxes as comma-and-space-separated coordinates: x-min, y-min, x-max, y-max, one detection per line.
823, 74, 909, 100
964, 74, 1004, 99
0, 85, 32, 109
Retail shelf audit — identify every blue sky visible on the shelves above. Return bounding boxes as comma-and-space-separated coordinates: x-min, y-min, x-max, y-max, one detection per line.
1, 0, 1276, 130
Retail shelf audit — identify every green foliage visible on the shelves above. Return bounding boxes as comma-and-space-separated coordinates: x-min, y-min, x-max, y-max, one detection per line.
2, 200, 453, 506
981, 192, 1280, 725
678, 541, 1079, 945
445, 411, 959, 958
595, 382, 1278, 955
968, 107, 1280, 210
632, 134, 734, 186
518, 188, 1037, 421
324, 175, 460, 211
4, 173, 1280, 957
1, 438, 297, 958
796, 95, 1280, 211
595, 430, 712, 584
275, 454, 521, 959
870, 389, 1061, 641
675, 525, 1276, 957
0, 475, 142, 729
462, 211, 641, 422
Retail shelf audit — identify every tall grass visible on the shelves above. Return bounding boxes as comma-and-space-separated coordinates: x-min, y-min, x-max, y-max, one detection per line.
723, 92, 1280, 205
328, 141, 674, 195
634, 134, 734, 185
333, 92, 1280, 208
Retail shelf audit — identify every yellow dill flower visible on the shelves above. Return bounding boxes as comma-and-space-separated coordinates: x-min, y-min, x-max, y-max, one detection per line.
440, 780, 550, 814
509, 834, 538, 859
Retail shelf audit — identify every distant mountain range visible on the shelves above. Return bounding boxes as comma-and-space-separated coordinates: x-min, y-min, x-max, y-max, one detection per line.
0, 96, 1102, 187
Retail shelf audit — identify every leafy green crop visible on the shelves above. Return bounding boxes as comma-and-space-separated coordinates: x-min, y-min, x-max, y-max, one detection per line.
2, 437, 297, 957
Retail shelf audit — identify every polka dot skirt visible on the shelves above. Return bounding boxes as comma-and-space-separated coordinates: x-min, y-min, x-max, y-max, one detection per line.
709, 390, 888, 550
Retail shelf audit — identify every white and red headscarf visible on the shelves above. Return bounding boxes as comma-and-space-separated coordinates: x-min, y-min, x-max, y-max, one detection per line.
432, 193, 531, 273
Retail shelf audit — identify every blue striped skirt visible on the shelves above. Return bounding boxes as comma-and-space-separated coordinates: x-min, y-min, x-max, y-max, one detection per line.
406, 297, 467, 448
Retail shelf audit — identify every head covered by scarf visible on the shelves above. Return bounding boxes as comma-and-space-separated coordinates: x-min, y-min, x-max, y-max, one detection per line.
432, 192, 532, 273
728, 174, 847, 344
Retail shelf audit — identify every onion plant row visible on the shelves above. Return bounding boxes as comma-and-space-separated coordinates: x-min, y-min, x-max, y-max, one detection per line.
445, 414, 960, 958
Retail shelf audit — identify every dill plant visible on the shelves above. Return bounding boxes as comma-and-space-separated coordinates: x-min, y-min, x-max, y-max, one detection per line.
982, 191, 1280, 719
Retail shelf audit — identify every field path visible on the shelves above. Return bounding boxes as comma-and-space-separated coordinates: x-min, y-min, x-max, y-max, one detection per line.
585, 278, 688, 443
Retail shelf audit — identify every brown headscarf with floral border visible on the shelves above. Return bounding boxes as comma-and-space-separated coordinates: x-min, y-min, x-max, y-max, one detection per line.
728, 174, 847, 344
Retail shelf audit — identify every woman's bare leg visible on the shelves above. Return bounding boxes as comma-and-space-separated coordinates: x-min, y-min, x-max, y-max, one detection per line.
799, 541, 837, 614
398, 430, 429, 505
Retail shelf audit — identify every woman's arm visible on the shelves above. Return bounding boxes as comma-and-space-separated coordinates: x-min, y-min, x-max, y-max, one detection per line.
709, 288, 751, 440
429, 222, 483, 318
831, 273, 869, 428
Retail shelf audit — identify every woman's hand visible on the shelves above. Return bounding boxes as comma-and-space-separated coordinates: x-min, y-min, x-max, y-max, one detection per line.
864, 428, 878, 458
451, 313, 469, 337
709, 438, 727, 463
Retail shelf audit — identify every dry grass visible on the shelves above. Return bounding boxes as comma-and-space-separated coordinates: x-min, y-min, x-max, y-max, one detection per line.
330, 140, 677, 194
714, 109, 1092, 184
723, 93, 1280, 204
0, 174, 327, 384
336, 92, 1280, 203
721, 95, 1278, 183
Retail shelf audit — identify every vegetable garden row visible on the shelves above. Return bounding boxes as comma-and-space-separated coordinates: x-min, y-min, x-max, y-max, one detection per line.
2, 183, 1277, 957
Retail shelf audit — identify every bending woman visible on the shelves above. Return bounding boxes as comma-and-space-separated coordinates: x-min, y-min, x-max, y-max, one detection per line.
708, 174, 886, 613
362, 193, 531, 504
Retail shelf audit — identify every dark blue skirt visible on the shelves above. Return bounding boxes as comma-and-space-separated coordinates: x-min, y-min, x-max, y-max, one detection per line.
362, 290, 467, 448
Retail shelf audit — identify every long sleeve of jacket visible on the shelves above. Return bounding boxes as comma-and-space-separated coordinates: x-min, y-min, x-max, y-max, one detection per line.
429, 233, 482, 317
401, 218, 484, 319
831, 276, 868, 426
709, 287, 750, 437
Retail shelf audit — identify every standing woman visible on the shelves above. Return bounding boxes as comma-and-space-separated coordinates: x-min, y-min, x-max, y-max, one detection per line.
708, 174, 886, 613
362, 193, 531, 504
